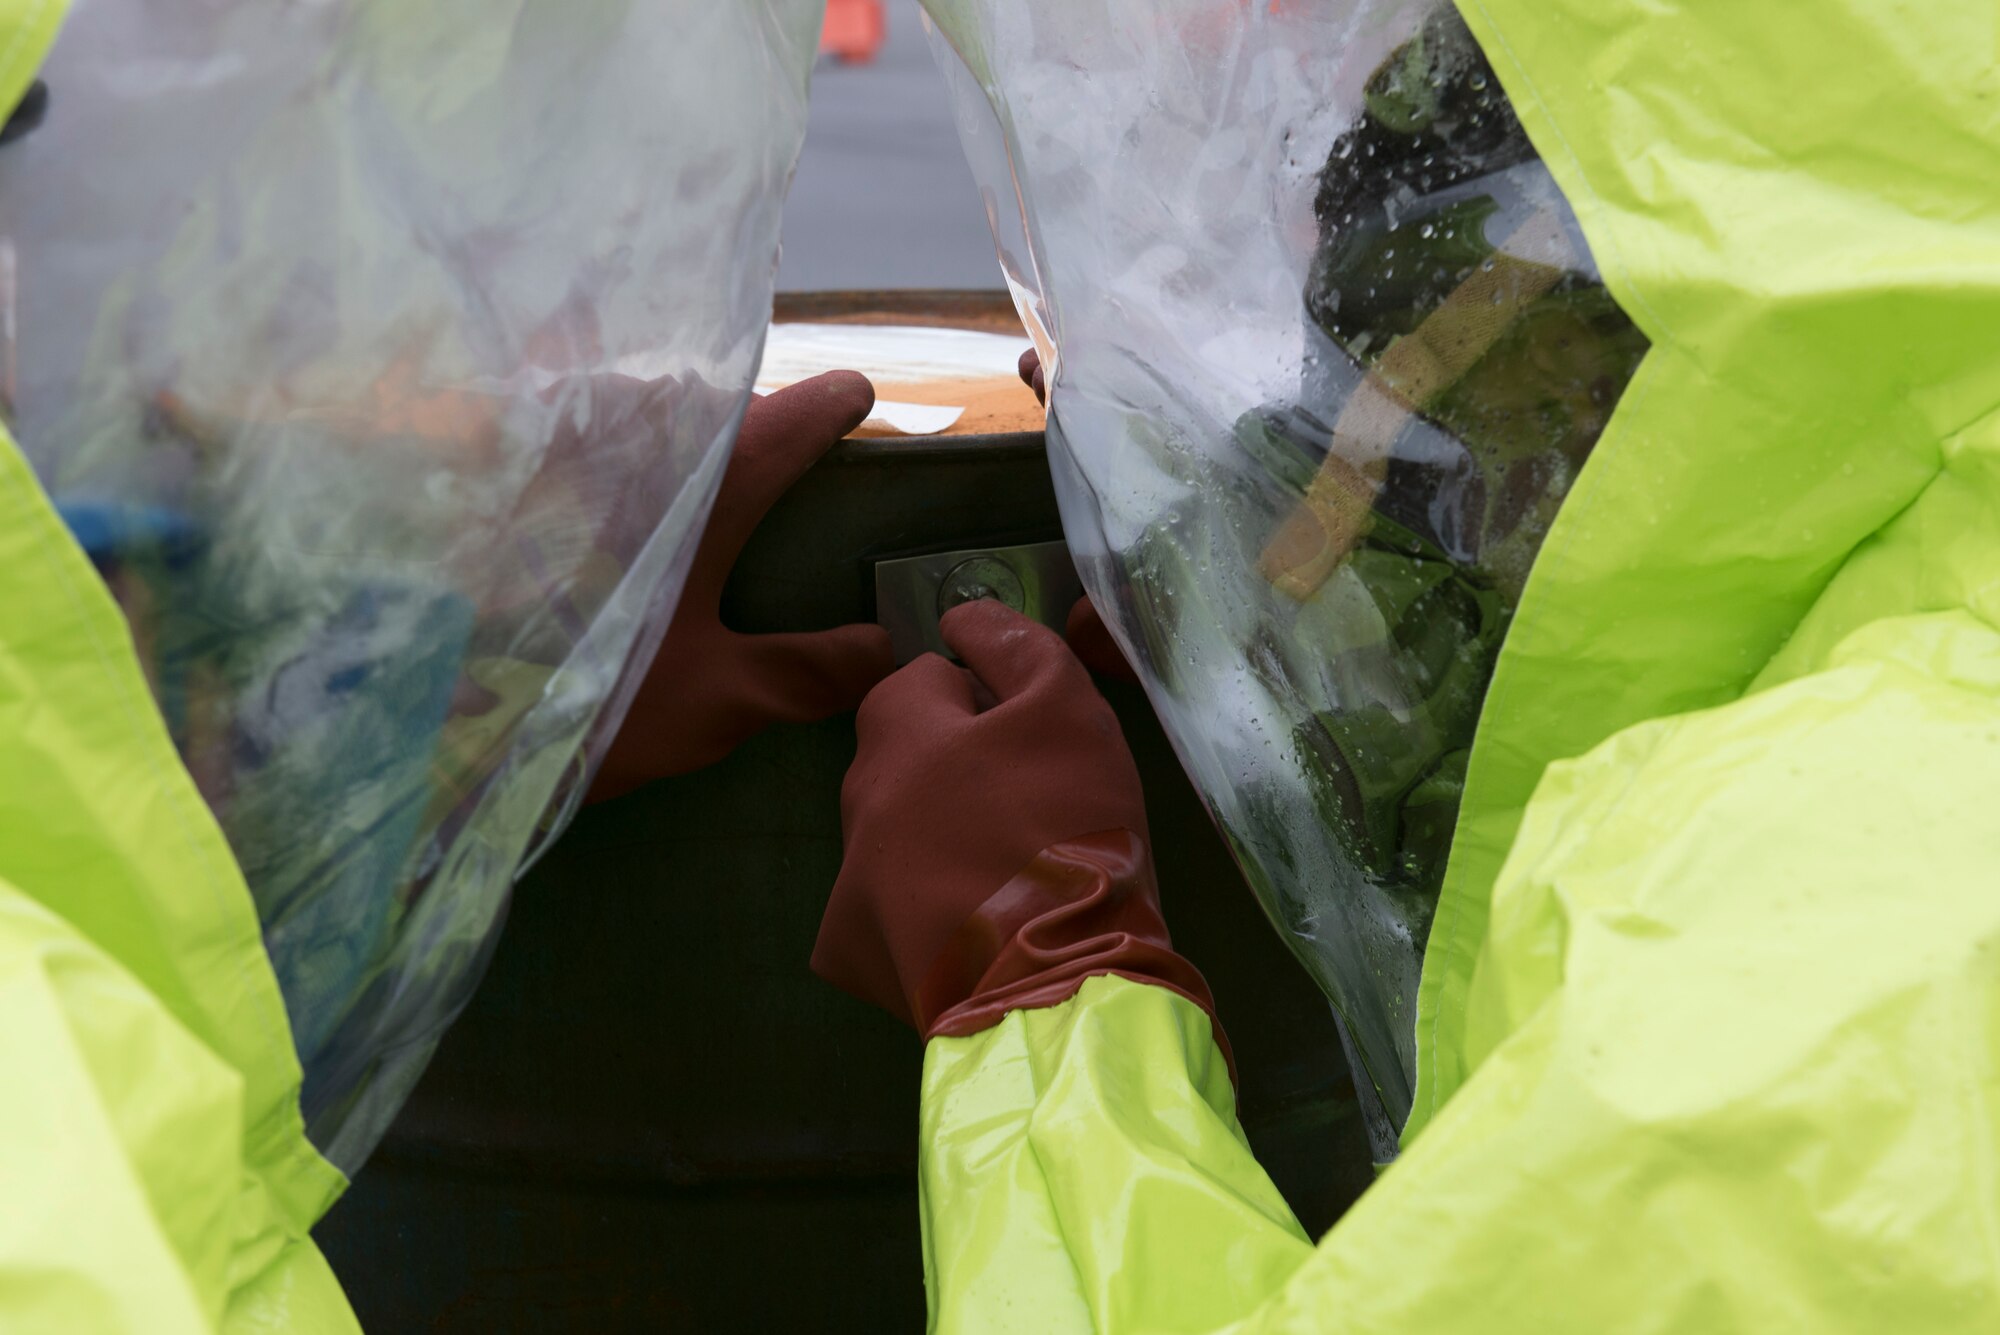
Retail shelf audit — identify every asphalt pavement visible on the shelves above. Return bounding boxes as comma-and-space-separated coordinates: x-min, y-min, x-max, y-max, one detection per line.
777, 0, 1002, 293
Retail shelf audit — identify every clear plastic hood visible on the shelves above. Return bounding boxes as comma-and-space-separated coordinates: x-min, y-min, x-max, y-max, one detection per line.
0, 0, 822, 1171
922, 0, 1646, 1145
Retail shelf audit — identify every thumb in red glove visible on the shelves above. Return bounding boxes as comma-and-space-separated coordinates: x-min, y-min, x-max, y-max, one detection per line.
591, 371, 895, 800
812, 599, 1228, 1067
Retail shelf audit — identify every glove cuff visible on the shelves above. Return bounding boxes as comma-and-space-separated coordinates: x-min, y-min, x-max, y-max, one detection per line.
916, 829, 1234, 1082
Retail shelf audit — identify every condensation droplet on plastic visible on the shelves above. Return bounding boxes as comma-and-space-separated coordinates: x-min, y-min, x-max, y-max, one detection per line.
1470, 72, 1489, 91
1420, 223, 1435, 239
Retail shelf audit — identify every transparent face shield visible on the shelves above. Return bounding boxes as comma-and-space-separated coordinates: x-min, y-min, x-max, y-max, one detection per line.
0, 0, 822, 1172
923, 0, 1645, 1149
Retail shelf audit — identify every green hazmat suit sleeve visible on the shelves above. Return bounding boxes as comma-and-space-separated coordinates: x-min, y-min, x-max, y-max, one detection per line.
921, 606, 2000, 1333
0, 413, 356, 1332
919, 2, 2000, 1329
919, 976, 1315, 1333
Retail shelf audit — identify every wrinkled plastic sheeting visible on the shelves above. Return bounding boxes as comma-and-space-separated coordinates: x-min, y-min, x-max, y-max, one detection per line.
0, 0, 822, 1172
922, 0, 1644, 1141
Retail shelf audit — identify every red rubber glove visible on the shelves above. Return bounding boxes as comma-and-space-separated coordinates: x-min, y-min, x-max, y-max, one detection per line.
591, 371, 895, 800
1017, 345, 1047, 404
812, 599, 1227, 1065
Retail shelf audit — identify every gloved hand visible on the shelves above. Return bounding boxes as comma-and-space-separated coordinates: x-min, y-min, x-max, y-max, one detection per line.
812, 599, 1227, 1064
591, 371, 895, 799
1017, 345, 1047, 404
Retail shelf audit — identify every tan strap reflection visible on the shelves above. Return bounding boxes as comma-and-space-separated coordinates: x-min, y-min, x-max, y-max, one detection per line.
1261, 209, 1573, 601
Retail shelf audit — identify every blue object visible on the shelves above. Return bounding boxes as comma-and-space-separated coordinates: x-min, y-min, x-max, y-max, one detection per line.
57, 501, 205, 571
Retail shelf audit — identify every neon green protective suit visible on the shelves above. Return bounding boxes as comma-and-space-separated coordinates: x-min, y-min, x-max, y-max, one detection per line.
917, 1, 2000, 1330
0, 23, 352, 1319
0, 373, 358, 1323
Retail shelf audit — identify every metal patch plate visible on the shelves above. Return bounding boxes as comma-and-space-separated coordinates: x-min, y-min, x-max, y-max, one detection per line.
873, 540, 1082, 664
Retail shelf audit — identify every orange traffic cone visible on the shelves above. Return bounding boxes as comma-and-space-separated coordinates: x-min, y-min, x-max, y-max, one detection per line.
821, 0, 886, 64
